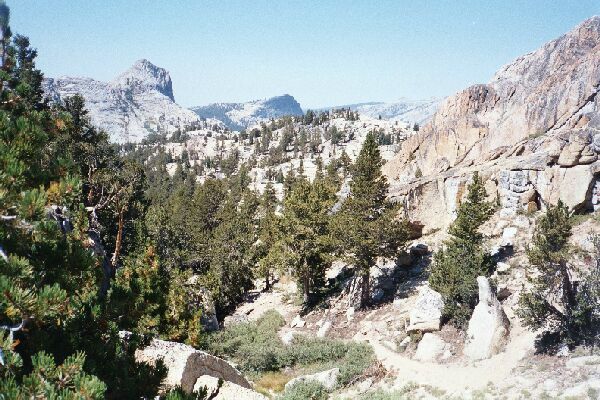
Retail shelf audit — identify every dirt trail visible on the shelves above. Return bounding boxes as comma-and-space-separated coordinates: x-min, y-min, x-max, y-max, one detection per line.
368, 320, 536, 393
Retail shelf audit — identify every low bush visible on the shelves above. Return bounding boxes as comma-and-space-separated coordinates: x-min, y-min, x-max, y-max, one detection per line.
277, 381, 328, 400
205, 310, 374, 387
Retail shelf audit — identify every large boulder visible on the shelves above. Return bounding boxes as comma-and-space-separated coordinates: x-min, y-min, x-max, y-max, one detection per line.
463, 277, 510, 361
284, 368, 340, 392
407, 286, 444, 332
414, 333, 448, 362
194, 376, 267, 400
135, 339, 251, 393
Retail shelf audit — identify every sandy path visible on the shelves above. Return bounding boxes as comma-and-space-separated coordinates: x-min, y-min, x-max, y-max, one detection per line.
368, 320, 536, 392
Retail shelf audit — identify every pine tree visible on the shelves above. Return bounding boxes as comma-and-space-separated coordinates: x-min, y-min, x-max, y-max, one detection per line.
205, 190, 257, 317
429, 172, 495, 326
339, 149, 352, 177
278, 176, 337, 304
517, 202, 600, 348
0, 11, 166, 396
335, 132, 408, 308
254, 182, 280, 290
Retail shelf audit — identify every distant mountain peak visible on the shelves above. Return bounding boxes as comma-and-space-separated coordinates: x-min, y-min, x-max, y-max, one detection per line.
191, 94, 303, 130
43, 60, 199, 143
112, 59, 174, 101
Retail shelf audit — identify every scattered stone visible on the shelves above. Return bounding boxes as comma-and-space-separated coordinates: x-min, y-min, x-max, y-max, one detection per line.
285, 368, 340, 392
496, 285, 512, 301
464, 277, 510, 360
501, 227, 518, 247
398, 336, 411, 351
356, 377, 373, 392
281, 331, 296, 345
414, 333, 447, 362
346, 307, 355, 321
566, 355, 600, 369
496, 262, 511, 274
513, 215, 530, 229
556, 344, 570, 357
290, 315, 306, 328
397, 251, 414, 267
407, 286, 444, 333
562, 378, 600, 398
317, 321, 332, 338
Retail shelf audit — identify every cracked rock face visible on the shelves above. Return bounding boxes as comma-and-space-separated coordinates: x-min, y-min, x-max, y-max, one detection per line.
383, 17, 600, 232
385, 16, 600, 181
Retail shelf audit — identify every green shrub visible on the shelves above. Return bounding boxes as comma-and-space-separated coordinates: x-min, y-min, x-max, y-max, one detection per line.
337, 342, 375, 385
207, 310, 287, 373
278, 381, 328, 400
205, 311, 374, 386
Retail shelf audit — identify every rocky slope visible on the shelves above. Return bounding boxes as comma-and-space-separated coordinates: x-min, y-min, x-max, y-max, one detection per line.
190, 94, 303, 131
153, 111, 410, 199
43, 59, 203, 143
384, 16, 600, 232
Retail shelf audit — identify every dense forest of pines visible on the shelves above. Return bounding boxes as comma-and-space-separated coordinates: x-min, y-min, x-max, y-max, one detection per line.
0, 4, 410, 397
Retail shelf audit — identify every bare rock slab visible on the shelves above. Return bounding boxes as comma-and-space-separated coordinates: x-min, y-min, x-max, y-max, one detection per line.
464, 277, 510, 361
414, 333, 448, 362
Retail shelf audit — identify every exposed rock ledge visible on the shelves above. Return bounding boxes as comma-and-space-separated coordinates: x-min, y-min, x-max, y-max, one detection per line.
135, 338, 251, 393
388, 153, 600, 233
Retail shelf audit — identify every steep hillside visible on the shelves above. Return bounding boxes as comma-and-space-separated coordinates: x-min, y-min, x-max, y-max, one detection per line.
384, 16, 600, 232
43, 59, 202, 143
191, 94, 304, 131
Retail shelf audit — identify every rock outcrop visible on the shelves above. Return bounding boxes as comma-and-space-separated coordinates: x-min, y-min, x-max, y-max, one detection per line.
407, 286, 444, 333
384, 17, 600, 231
135, 339, 251, 393
386, 17, 600, 180
464, 277, 510, 360
43, 59, 204, 143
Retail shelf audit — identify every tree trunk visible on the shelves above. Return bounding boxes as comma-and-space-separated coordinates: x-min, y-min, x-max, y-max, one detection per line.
111, 206, 125, 269
360, 271, 370, 309
303, 273, 310, 304
560, 262, 577, 342
265, 272, 271, 292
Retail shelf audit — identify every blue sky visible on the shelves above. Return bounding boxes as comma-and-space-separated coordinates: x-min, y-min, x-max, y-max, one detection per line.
9, 1, 600, 109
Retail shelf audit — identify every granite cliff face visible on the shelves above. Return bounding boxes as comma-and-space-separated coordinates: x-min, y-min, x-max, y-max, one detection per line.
43, 60, 201, 143
384, 16, 600, 231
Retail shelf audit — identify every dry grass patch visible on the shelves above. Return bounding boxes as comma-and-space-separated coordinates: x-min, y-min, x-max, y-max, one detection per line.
255, 371, 291, 393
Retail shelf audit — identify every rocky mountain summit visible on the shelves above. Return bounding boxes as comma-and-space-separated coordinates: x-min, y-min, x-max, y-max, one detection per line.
384, 16, 600, 232
190, 94, 304, 131
43, 59, 203, 143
